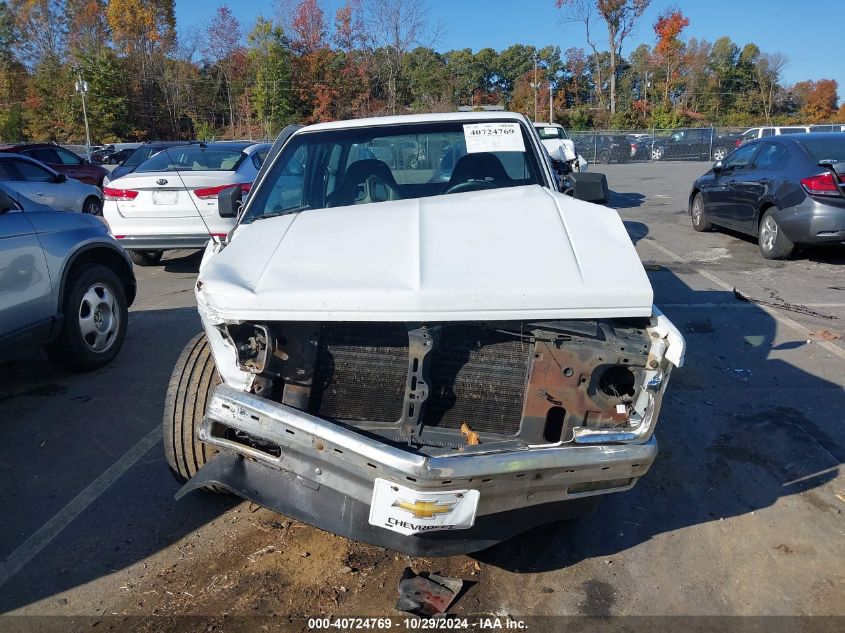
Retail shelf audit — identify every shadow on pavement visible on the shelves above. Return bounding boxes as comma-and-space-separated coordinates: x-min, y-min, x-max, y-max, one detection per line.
0, 307, 238, 612
609, 190, 646, 209
475, 272, 844, 573
162, 250, 204, 274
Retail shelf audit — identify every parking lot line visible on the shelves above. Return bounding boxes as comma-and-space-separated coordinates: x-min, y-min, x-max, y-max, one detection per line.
642, 238, 845, 362
0, 426, 162, 589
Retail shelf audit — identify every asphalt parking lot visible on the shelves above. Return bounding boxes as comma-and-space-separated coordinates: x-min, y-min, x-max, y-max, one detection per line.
1, 161, 843, 629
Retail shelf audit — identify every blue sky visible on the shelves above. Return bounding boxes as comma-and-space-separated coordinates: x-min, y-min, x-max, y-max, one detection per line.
176, 0, 844, 103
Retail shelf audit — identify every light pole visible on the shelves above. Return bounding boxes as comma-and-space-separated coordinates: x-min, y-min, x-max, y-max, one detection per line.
75, 70, 92, 162
530, 54, 539, 122
549, 83, 554, 124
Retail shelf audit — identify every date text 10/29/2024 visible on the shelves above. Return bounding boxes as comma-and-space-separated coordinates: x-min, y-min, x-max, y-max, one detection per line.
308, 617, 528, 630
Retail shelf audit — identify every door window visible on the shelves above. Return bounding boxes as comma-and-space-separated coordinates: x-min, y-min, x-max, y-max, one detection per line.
0, 161, 13, 181
13, 159, 56, 182
54, 147, 84, 165
722, 144, 758, 173
761, 128, 774, 137
23, 148, 61, 164
750, 143, 787, 170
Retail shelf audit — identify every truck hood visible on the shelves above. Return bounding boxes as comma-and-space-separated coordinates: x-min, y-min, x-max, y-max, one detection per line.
541, 138, 577, 162
198, 185, 653, 322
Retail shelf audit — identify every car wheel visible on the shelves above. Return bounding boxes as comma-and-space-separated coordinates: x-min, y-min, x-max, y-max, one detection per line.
44, 264, 128, 372
691, 193, 712, 232
163, 333, 225, 491
128, 250, 164, 266
82, 196, 102, 216
712, 147, 728, 161
651, 146, 664, 160
758, 209, 794, 259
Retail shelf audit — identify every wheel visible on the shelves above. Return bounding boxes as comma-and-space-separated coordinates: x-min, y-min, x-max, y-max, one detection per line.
758, 209, 794, 259
82, 196, 102, 216
691, 193, 711, 232
128, 250, 163, 266
163, 333, 225, 490
44, 264, 128, 372
651, 146, 664, 160
712, 147, 728, 161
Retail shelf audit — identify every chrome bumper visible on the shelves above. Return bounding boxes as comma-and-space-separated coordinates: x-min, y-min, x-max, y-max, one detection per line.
197, 384, 657, 517
117, 234, 212, 250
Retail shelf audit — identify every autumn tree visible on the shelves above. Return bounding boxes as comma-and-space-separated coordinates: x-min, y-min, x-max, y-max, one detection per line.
652, 8, 688, 107
794, 79, 839, 122
556, 0, 650, 114
203, 5, 242, 138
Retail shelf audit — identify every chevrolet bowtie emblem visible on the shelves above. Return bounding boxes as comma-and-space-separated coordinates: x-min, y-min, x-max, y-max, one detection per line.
392, 499, 455, 519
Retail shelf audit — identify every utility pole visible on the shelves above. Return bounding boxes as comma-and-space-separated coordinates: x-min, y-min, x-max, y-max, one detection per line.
530, 54, 539, 122
549, 83, 554, 124
75, 69, 92, 162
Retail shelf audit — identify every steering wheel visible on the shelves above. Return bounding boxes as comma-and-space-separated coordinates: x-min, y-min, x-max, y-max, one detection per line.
444, 180, 497, 195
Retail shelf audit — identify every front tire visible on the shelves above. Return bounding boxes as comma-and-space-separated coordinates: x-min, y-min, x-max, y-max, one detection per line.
128, 250, 164, 266
44, 264, 128, 372
691, 193, 712, 232
758, 209, 794, 259
712, 147, 728, 161
163, 333, 224, 490
651, 146, 664, 160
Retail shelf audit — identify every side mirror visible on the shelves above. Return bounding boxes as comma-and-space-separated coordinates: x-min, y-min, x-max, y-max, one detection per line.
712, 160, 723, 174
218, 185, 243, 218
0, 189, 19, 212
55, 173, 68, 183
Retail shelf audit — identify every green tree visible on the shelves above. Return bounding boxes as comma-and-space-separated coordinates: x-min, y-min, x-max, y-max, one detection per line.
248, 17, 293, 138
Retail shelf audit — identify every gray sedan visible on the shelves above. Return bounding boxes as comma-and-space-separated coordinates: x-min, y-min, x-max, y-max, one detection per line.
0, 152, 103, 214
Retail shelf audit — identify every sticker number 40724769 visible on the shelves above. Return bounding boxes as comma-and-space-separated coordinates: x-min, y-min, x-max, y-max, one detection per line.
463, 122, 526, 154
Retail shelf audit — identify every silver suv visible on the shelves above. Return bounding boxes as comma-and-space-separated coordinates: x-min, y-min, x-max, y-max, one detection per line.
0, 184, 136, 371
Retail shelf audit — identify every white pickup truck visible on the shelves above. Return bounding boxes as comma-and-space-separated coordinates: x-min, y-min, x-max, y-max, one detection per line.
165, 111, 684, 556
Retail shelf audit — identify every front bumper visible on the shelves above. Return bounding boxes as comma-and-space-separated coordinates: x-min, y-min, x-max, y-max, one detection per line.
178, 384, 658, 555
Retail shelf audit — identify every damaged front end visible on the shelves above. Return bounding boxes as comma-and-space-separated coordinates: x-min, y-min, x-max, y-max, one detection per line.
179, 307, 683, 555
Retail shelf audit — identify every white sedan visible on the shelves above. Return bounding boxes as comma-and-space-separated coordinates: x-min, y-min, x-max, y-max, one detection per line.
102, 141, 270, 265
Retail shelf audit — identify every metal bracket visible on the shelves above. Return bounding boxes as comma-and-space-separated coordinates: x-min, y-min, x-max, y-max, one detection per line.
400, 325, 439, 440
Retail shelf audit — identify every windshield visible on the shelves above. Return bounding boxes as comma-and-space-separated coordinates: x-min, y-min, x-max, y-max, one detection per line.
125, 145, 170, 167
535, 126, 567, 140
136, 145, 245, 172
242, 120, 543, 224
798, 138, 845, 163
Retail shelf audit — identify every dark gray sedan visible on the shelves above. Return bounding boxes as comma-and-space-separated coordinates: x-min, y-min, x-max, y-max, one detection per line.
689, 133, 845, 259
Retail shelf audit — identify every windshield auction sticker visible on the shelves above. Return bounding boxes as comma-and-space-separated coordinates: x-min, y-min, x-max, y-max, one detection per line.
463, 122, 526, 153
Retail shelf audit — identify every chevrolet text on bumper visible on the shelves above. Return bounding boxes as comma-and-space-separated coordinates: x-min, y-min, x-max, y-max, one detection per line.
165, 112, 685, 555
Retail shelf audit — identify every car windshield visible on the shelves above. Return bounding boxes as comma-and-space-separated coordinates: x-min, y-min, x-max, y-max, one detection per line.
798, 138, 845, 163
242, 120, 543, 223
535, 126, 567, 140
136, 145, 245, 172
125, 145, 170, 167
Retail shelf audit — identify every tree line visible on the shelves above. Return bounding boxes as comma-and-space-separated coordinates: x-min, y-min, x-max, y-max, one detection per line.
1, 0, 843, 144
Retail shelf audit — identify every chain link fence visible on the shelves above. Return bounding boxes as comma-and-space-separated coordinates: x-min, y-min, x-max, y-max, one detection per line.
568, 124, 845, 165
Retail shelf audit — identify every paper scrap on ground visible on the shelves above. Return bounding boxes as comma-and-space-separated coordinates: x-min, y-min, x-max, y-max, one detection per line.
463, 122, 525, 154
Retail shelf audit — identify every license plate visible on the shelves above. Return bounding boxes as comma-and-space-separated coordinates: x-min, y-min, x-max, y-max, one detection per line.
368, 478, 480, 536
152, 191, 178, 205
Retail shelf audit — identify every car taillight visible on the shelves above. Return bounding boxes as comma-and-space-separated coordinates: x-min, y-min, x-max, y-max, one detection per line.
103, 187, 138, 201
735, 139, 742, 147
193, 183, 252, 200
801, 172, 841, 197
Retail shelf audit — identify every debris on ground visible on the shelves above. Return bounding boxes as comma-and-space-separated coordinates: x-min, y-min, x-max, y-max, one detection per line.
733, 288, 836, 320
396, 567, 464, 617
810, 329, 842, 341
